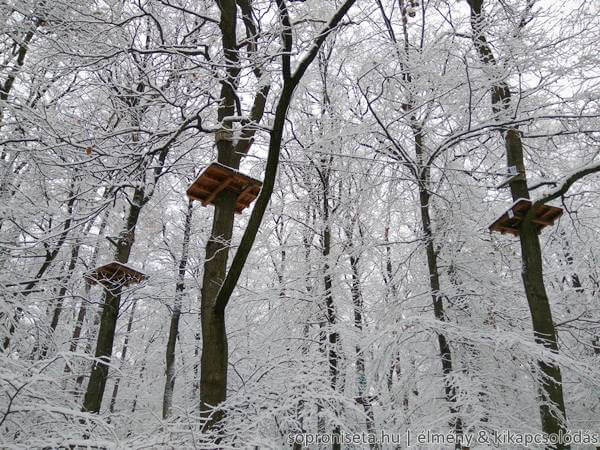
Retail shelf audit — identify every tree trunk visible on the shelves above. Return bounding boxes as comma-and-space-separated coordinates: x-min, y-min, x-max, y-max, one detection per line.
198, 0, 358, 434
74, 312, 102, 397
519, 216, 568, 441
414, 126, 463, 445
82, 188, 144, 413
82, 286, 122, 414
293, 228, 314, 450
38, 236, 82, 358
0, 16, 39, 127
163, 200, 194, 419
466, 2, 569, 444
130, 332, 156, 418
198, 0, 246, 430
66, 196, 110, 370
323, 221, 341, 450
347, 233, 378, 449
419, 187, 463, 439
293, 322, 311, 450
109, 300, 137, 413
199, 189, 237, 431
382, 226, 411, 433
319, 164, 342, 450
371, 3, 462, 440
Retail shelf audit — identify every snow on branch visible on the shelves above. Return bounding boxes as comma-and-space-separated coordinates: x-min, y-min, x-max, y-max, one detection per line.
533, 161, 600, 206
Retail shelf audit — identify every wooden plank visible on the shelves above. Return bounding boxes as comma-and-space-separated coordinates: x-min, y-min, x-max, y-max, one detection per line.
202, 177, 233, 206
200, 166, 228, 184
493, 225, 519, 236
86, 262, 146, 286
539, 207, 562, 221
536, 208, 551, 220
187, 185, 211, 200
186, 162, 263, 211
232, 178, 259, 194
531, 218, 555, 226
513, 199, 531, 212
235, 200, 251, 213
199, 173, 223, 185
238, 184, 256, 200
490, 199, 563, 237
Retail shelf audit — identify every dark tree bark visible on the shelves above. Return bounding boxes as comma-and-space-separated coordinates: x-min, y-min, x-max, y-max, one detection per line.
82, 188, 145, 413
0, 13, 40, 127
199, 188, 237, 430
36, 239, 81, 359
80, 47, 186, 411
42, 201, 103, 359
382, 226, 411, 422
293, 227, 314, 450
162, 200, 194, 419
465, 0, 569, 445
415, 127, 463, 445
198, 0, 358, 434
130, 331, 157, 418
345, 223, 378, 450
65, 207, 109, 391
320, 173, 341, 450
48, 242, 80, 336
368, 4, 464, 443
109, 300, 137, 413
199, 0, 268, 428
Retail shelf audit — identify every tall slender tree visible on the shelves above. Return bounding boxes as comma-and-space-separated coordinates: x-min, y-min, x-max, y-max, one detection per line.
198, 0, 359, 433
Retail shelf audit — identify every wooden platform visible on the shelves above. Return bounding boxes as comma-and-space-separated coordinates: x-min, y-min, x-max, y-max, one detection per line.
489, 198, 563, 236
85, 261, 147, 287
186, 162, 262, 213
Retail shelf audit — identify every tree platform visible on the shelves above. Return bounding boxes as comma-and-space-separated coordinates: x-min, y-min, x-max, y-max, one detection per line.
186, 162, 262, 213
85, 261, 147, 287
489, 198, 563, 236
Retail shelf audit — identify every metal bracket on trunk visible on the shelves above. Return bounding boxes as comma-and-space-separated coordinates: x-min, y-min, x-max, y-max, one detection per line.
496, 166, 524, 189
